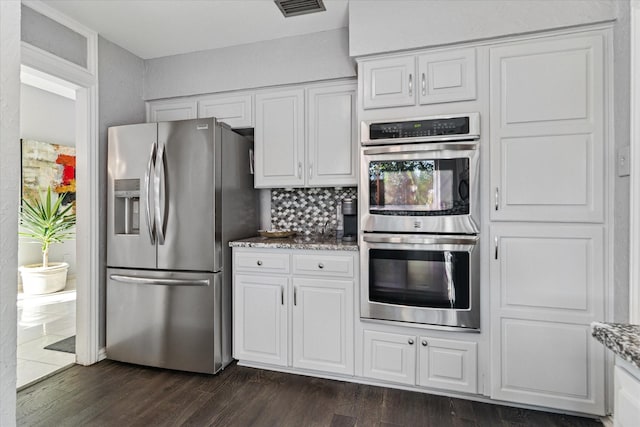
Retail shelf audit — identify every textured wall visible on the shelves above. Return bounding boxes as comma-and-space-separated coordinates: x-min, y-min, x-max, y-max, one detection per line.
21, 4, 87, 68
0, 1, 20, 424
144, 28, 355, 100
613, 0, 631, 323
98, 36, 146, 346
349, 0, 617, 57
271, 187, 357, 236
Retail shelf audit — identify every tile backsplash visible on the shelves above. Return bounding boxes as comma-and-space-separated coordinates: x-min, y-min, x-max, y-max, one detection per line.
271, 187, 357, 236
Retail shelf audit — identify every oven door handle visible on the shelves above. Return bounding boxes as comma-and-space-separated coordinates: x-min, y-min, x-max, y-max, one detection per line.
362, 233, 478, 245
362, 142, 478, 156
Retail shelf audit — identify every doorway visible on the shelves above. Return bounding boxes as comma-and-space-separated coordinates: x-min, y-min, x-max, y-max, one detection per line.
16, 73, 78, 388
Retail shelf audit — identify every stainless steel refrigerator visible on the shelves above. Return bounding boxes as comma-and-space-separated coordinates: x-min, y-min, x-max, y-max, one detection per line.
106, 118, 256, 374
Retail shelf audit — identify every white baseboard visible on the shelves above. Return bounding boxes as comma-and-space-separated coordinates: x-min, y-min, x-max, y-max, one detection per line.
98, 347, 107, 361
601, 415, 614, 427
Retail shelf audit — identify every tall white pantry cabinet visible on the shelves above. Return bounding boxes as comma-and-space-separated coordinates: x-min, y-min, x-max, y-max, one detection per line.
488, 29, 608, 415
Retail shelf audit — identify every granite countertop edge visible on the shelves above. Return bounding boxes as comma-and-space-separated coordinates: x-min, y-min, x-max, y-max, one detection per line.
591, 321, 640, 369
229, 236, 359, 251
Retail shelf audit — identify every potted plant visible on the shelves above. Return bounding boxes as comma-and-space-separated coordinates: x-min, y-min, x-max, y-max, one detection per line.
18, 187, 76, 294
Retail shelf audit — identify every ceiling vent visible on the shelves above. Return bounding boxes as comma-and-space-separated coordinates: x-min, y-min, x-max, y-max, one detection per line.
275, 0, 326, 18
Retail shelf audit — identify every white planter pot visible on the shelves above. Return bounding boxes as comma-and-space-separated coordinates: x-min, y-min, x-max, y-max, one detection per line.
19, 262, 69, 295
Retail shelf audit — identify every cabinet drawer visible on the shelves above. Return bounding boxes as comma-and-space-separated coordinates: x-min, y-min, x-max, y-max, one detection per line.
235, 252, 290, 274
293, 254, 354, 277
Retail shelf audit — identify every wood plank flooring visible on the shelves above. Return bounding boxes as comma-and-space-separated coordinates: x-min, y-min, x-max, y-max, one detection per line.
17, 360, 603, 427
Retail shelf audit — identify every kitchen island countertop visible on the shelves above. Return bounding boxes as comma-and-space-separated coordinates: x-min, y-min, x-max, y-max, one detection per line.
229, 235, 359, 251
591, 322, 640, 369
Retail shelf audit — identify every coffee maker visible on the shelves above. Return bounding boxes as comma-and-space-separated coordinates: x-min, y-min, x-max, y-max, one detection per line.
341, 198, 358, 242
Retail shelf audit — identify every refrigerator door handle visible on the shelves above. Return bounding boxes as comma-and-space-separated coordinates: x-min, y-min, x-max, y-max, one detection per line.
109, 274, 210, 287
154, 144, 166, 245
144, 142, 157, 245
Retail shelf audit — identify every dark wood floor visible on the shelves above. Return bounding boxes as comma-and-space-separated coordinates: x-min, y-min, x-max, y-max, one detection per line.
17, 360, 602, 427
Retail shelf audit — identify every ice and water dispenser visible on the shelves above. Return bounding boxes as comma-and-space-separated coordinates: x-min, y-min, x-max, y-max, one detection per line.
113, 179, 140, 235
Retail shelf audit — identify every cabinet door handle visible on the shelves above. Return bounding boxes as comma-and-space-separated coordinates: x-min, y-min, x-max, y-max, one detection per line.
422, 340, 428, 346
318, 263, 324, 269
495, 187, 500, 211
298, 162, 302, 179
309, 164, 312, 180
294, 286, 297, 306
280, 286, 284, 305
256, 260, 262, 266
494, 236, 499, 260
421, 72, 426, 96
408, 73, 413, 96
408, 338, 414, 345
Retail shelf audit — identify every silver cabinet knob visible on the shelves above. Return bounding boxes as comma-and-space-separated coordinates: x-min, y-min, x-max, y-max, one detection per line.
408, 338, 414, 345
318, 263, 324, 269
422, 340, 428, 346
256, 260, 263, 266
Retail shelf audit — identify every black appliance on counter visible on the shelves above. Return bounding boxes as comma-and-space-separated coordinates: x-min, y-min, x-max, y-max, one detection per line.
342, 198, 358, 242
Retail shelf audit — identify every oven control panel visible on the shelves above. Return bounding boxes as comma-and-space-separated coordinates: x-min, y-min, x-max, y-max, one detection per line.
362, 113, 480, 145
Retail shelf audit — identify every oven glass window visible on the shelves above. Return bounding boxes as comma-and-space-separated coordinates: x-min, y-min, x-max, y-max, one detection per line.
369, 249, 470, 309
368, 159, 469, 216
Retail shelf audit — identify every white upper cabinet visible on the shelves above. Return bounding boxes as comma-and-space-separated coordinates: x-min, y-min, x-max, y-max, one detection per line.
361, 48, 477, 109
254, 88, 306, 188
362, 55, 416, 109
417, 48, 477, 105
254, 81, 357, 188
307, 83, 357, 187
489, 33, 604, 222
147, 100, 197, 122
197, 94, 253, 128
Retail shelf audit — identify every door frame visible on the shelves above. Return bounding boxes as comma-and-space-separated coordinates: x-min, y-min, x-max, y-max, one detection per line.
631, 1, 640, 324
21, 0, 100, 365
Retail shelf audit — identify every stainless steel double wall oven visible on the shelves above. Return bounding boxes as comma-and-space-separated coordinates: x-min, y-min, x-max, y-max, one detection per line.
360, 113, 481, 330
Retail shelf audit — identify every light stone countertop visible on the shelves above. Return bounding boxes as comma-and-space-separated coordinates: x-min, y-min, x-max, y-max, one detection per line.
591, 322, 640, 369
229, 235, 359, 251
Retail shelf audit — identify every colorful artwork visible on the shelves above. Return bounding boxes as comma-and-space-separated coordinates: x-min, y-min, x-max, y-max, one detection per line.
21, 139, 76, 207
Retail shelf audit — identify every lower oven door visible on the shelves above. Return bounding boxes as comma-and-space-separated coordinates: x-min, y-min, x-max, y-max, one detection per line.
361, 233, 480, 330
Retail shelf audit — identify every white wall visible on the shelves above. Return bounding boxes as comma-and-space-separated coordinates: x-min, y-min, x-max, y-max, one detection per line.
349, 0, 617, 57
19, 83, 77, 280
144, 28, 354, 100
0, 0, 20, 424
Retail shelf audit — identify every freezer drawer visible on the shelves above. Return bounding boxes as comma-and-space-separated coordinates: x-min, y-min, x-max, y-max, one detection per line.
106, 268, 225, 374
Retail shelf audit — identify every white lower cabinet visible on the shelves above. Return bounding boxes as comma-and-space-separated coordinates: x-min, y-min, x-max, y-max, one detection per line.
363, 329, 478, 393
363, 330, 417, 386
418, 337, 477, 394
292, 278, 353, 375
615, 359, 640, 427
233, 248, 356, 377
233, 274, 288, 366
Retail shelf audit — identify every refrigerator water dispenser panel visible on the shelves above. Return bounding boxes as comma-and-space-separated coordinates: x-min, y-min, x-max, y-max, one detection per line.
114, 178, 140, 235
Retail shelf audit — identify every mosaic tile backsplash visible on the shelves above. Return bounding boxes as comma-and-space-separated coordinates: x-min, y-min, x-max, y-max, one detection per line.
271, 187, 357, 236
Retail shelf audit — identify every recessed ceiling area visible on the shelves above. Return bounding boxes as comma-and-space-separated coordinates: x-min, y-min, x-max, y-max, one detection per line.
43, 0, 350, 60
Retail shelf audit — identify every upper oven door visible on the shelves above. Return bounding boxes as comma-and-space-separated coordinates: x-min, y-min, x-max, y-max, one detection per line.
361, 142, 480, 234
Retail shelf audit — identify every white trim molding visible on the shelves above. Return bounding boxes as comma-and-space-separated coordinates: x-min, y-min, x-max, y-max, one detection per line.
20, 1, 101, 366
630, 1, 640, 324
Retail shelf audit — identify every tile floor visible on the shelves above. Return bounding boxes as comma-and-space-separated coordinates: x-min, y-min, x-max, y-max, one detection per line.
16, 279, 76, 390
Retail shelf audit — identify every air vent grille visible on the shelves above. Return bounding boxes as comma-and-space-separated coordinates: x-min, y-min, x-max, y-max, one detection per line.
275, 0, 326, 18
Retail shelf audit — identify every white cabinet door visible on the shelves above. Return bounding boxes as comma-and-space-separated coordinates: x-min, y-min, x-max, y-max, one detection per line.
292, 278, 354, 375
489, 33, 604, 222
307, 83, 357, 187
254, 89, 305, 188
490, 224, 605, 415
197, 94, 253, 128
362, 56, 416, 109
615, 362, 640, 427
147, 100, 197, 122
418, 337, 477, 394
363, 330, 416, 385
417, 48, 476, 105
233, 274, 288, 366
